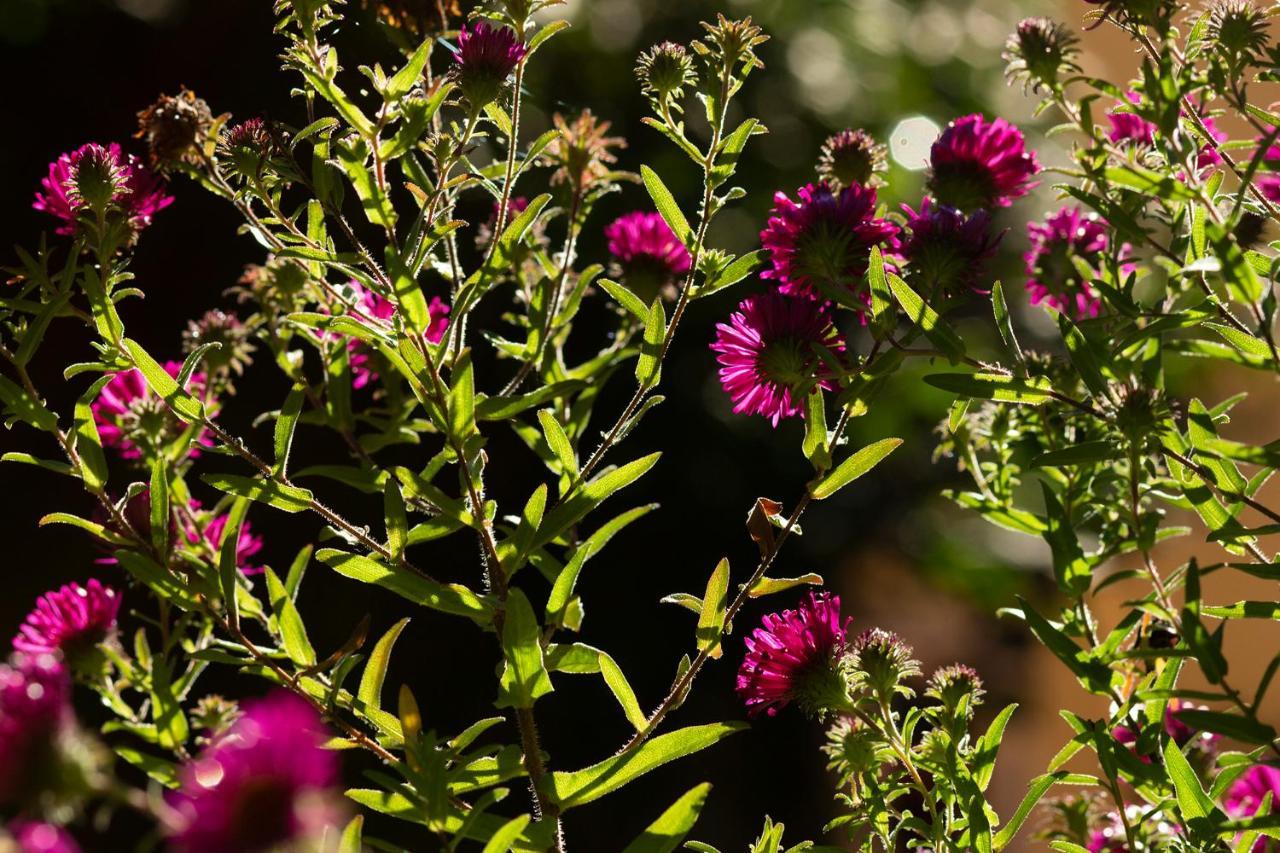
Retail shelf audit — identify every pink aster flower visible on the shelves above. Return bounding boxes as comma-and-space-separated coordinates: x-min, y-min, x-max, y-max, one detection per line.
191, 514, 266, 576
1024, 206, 1119, 320
1107, 92, 1157, 146
737, 591, 852, 718
605, 211, 692, 301
711, 292, 844, 427
1086, 817, 1128, 853
900, 198, 1004, 296
452, 22, 527, 107
342, 282, 450, 389
91, 363, 212, 460
927, 114, 1040, 211
8, 822, 81, 853
1225, 764, 1280, 851
0, 654, 71, 807
759, 182, 900, 307
33, 142, 172, 236
169, 691, 342, 853
13, 579, 121, 663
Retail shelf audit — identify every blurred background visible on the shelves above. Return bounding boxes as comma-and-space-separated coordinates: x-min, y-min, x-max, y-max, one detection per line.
2, 0, 1277, 850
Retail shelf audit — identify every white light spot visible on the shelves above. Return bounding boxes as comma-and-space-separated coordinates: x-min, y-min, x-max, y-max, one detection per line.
890, 116, 941, 172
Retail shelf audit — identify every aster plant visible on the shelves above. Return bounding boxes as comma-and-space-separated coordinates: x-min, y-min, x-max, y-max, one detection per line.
6, 0, 1280, 849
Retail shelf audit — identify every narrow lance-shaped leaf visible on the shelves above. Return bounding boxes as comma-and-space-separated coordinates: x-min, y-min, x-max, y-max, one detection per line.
640, 166, 694, 249
809, 438, 902, 500
621, 783, 713, 853
218, 497, 251, 632
265, 567, 316, 666
636, 298, 666, 389
202, 473, 314, 514
150, 457, 170, 556
383, 479, 408, 564
72, 377, 111, 493
548, 722, 746, 809
124, 338, 204, 423
598, 651, 648, 733
498, 588, 553, 709
538, 409, 578, 479
273, 384, 306, 476
696, 558, 730, 659
358, 617, 409, 714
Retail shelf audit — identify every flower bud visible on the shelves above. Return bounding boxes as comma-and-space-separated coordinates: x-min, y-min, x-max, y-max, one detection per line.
850, 628, 921, 702
192, 694, 242, 743
823, 717, 887, 792
1003, 17, 1080, 94
1208, 0, 1269, 72
1103, 384, 1171, 448
636, 42, 696, 105
218, 118, 289, 179
184, 309, 255, 381
926, 663, 985, 721
66, 144, 129, 214
817, 129, 887, 191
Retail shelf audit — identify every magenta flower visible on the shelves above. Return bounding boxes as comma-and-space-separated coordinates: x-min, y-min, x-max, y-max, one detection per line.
8, 822, 81, 853
759, 182, 900, 306
452, 22, 527, 106
927, 114, 1040, 211
191, 513, 266, 576
711, 292, 844, 427
1112, 700, 1218, 762
0, 654, 71, 806
605, 211, 692, 298
91, 363, 212, 460
1086, 818, 1128, 853
33, 142, 172, 236
1225, 764, 1280, 851
342, 282, 450, 388
1024, 206, 1119, 320
900, 198, 1003, 296
13, 579, 120, 662
1107, 93, 1157, 146
169, 691, 341, 853
737, 591, 851, 717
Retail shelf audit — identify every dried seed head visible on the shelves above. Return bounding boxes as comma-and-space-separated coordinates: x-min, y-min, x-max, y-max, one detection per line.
1003, 17, 1080, 94
136, 89, 215, 171
183, 309, 256, 378
544, 109, 626, 191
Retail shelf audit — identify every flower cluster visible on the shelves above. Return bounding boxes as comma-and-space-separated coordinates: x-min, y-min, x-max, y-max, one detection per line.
33, 142, 172, 239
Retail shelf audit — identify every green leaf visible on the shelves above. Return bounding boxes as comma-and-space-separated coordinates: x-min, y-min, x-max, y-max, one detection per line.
535, 453, 661, 549
149, 457, 170, 555
386, 37, 432, 100
598, 651, 648, 732
973, 703, 1017, 791
1058, 315, 1107, 397
218, 497, 250, 631
696, 558, 730, 659
273, 384, 306, 476
124, 338, 203, 422
72, 378, 110, 492
622, 783, 712, 853
598, 278, 649, 320
1205, 322, 1273, 362
202, 473, 314, 513
538, 409, 578, 478
0, 375, 58, 432
747, 574, 824, 597
924, 373, 1054, 405
802, 388, 830, 472
150, 656, 189, 751
337, 815, 363, 853
1040, 484, 1091, 596
991, 282, 1024, 369
1032, 441, 1122, 468
265, 566, 316, 666
358, 617, 409, 714
636, 297, 666, 389
1104, 165, 1197, 201
384, 479, 408, 563
809, 438, 902, 500
548, 722, 746, 809
994, 773, 1066, 850
1164, 739, 1219, 824
887, 272, 965, 361
546, 505, 657, 624
640, 166, 693, 248
482, 815, 532, 853
498, 588, 553, 709
316, 549, 492, 622
448, 349, 477, 441
698, 250, 764, 298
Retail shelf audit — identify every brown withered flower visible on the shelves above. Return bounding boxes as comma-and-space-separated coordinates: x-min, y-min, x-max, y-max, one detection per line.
136, 88, 215, 171
545, 110, 626, 192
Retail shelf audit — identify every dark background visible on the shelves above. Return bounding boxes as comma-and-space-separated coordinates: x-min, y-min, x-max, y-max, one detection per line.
0, 0, 1079, 849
